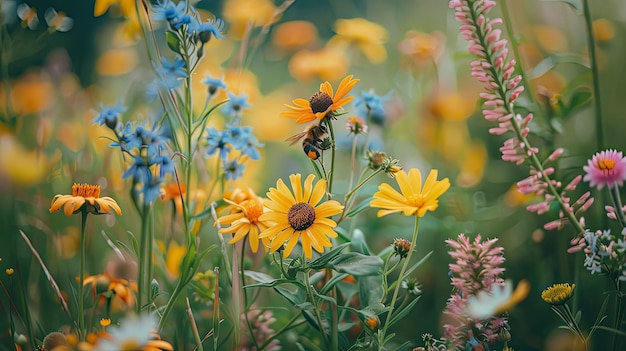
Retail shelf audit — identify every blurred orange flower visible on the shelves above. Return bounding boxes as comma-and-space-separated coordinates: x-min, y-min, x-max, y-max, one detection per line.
94, 0, 134, 17
532, 25, 568, 53
593, 18, 615, 42
96, 48, 138, 76
398, 30, 445, 63
427, 91, 475, 121
288, 47, 349, 82
83, 272, 136, 308
329, 18, 388, 64
49, 183, 122, 217
271, 20, 318, 52
7, 71, 55, 115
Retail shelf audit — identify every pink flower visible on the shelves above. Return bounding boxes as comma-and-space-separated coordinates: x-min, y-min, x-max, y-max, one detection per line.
583, 149, 626, 189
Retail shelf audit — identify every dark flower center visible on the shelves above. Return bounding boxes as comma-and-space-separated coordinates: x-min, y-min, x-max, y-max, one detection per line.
309, 92, 333, 114
287, 202, 316, 231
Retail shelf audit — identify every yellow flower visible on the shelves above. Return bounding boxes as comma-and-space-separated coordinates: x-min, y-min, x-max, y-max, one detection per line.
370, 168, 450, 217
398, 30, 445, 63
593, 18, 615, 42
0, 134, 61, 186
281, 75, 359, 124
288, 47, 349, 82
218, 193, 272, 253
5, 268, 14, 276
49, 183, 122, 217
329, 18, 388, 64
222, 0, 276, 39
541, 283, 575, 305
258, 174, 344, 259
96, 48, 138, 76
94, 0, 134, 17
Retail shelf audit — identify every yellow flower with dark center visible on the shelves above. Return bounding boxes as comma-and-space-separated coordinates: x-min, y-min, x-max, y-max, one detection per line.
541, 283, 575, 305
370, 168, 450, 217
281, 75, 359, 124
218, 195, 271, 253
50, 183, 122, 217
258, 174, 344, 258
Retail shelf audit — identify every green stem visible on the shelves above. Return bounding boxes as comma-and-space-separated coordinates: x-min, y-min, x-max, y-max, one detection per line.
326, 119, 337, 195
240, 239, 260, 350
138, 203, 152, 312
78, 210, 88, 340
157, 280, 184, 331
304, 269, 329, 348
258, 314, 304, 350
611, 287, 624, 351
379, 217, 420, 350
582, 0, 605, 149
609, 186, 626, 228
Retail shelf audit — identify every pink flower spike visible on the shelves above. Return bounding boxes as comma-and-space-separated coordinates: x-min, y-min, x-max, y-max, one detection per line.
583, 149, 626, 189
548, 148, 564, 161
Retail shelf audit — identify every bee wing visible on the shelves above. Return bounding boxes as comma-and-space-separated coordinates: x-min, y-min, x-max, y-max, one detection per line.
285, 131, 307, 145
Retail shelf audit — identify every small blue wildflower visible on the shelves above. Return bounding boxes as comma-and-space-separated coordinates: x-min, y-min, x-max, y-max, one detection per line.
122, 155, 151, 182
92, 103, 127, 129
109, 121, 133, 150
152, 0, 179, 21
223, 159, 245, 181
127, 125, 169, 157
142, 178, 164, 204
206, 127, 231, 160
354, 90, 392, 126
160, 56, 187, 79
152, 154, 176, 178
225, 124, 246, 149
202, 73, 227, 96
238, 128, 263, 161
146, 79, 160, 101
193, 17, 226, 42
221, 92, 251, 120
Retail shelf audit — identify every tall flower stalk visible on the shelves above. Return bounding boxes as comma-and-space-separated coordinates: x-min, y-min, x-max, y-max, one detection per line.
448, 0, 588, 236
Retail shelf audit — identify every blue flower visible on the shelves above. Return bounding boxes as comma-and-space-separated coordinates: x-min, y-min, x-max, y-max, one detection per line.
225, 124, 245, 149
223, 159, 244, 181
152, 0, 180, 21
152, 154, 176, 178
202, 73, 227, 96
238, 127, 264, 161
221, 92, 250, 120
354, 90, 392, 126
193, 17, 226, 42
126, 124, 169, 157
92, 103, 127, 129
160, 56, 187, 79
206, 127, 231, 160
109, 121, 134, 150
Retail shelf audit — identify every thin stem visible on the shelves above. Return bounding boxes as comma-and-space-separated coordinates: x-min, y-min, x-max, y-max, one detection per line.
348, 135, 358, 192
157, 280, 184, 331
609, 186, 626, 228
379, 217, 420, 350
78, 210, 88, 340
187, 297, 204, 351
137, 203, 151, 312
304, 269, 329, 349
611, 287, 624, 351
326, 119, 337, 195
582, 0, 605, 149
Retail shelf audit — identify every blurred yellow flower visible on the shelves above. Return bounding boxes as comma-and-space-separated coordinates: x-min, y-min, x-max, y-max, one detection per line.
247, 89, 301, 141
94, 0, 134, 17
0, 134, 61, 186
54, 227, 80, 259
370, 168, 450, 218
593, 18, 615, 42
162, 240, 187, 279
427, 91, 475, 121
271, 20, 318, 52
222, 0, 276, 39
49, 183, 122, 217
258, 174, 344, 259
504, 183, 537, 207
457, 141, 487, 188
288, 47, 349, 82
329, 18, 388, 64
532, 25, 568, 53
83, 272, 136, 308
96, 48, 138, 76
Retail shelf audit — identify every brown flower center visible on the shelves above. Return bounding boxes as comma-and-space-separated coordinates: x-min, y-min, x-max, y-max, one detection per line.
309, 92, 333, 114
287, 202, 316, 231
72, 183, 101, 198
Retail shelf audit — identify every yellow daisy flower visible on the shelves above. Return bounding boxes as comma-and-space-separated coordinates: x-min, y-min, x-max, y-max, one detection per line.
281, 75, 359, 124
49, 183, 122, 217
541, 283, 575, 305
370, 168, 450, 218
217, 193, 272, 253
258, 174, 344, 259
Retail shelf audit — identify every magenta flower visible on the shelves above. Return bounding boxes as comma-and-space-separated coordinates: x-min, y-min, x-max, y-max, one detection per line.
583, 149, 626, 190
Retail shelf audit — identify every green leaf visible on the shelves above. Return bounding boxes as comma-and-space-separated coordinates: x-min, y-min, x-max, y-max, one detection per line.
388, 296, 421, 327
326, 252, 383, 276
166, 30, 181, 54
359, 274, 384, 308
319, 273, 349, 295
527, 53, 589, 79
308, 242, 350, 270
350, 229, 370, 255
346, 197, 374, 218
566, 88, 592, 114
590, 325, 626, 337
244, 270, 276, 284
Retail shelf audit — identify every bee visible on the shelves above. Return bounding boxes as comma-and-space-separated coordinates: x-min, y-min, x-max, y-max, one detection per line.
285, 124, 332, 160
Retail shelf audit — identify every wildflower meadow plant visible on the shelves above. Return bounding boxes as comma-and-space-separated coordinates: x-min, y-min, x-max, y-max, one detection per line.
3, 1, 626, 351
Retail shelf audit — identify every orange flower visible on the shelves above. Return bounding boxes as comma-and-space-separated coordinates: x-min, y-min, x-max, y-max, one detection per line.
281, 75, 359, 124
217, 193, 272, 253
272, 20, 318, 52
329, 18, 388, 64
50, 183, 122, 217
288, 47, 349, 82
83, 272, 136, 308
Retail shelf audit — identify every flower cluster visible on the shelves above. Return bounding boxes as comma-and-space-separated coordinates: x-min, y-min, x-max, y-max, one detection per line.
205, 124, 263, 181
442, 234, 509, 349
569, 229, 626, 280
